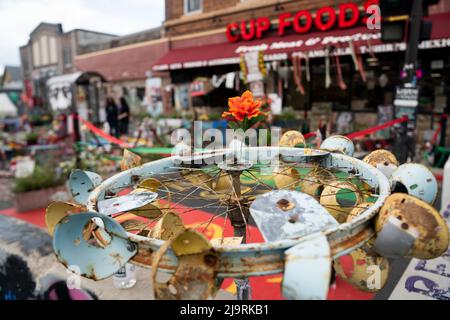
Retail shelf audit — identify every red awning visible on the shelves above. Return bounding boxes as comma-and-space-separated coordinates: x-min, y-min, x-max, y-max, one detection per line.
153, 13, 450, 71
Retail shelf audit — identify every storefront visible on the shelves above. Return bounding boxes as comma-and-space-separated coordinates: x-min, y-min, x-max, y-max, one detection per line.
46, 71, 106, 124
74, 28, 170, 117
152, 4, 450, 147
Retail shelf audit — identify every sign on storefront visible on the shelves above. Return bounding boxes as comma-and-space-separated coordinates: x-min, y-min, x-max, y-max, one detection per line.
226, 0, 379, 43
394, 86, 419, 108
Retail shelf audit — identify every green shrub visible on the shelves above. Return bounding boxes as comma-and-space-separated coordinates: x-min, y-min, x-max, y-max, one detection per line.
275, 107, 297, 121
158, 110, 183, 119
208, 112, 223, 121
25, 132, 39, 145
13, 166, 65, 194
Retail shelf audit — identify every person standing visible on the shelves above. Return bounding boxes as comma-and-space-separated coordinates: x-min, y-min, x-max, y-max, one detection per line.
105, 97, 119, 137
118, 97, 130, 136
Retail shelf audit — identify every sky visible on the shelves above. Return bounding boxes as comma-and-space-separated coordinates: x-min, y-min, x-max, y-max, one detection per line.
0, 0, 165, 67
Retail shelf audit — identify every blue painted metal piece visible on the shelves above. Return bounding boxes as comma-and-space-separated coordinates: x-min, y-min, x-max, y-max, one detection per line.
69, 170, 103, 205
389, 163, 438, 205
283, 233, 332, 300
53, 212, 137, 281
320, 135, 355, 156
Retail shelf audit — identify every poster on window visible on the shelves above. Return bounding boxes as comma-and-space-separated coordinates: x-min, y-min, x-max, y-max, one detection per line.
49, 83, 73, 111
190, 81, 206, 97
249, 81, 265, 99
241, 51, 266, 83
174, 84, 190, 111
144, 77, 163, 118
336, 112, 354, 134
377, 105, 393, 139
268, 93, 282, 115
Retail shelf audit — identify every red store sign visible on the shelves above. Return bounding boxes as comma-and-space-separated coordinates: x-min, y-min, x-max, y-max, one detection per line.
226, 0, 379, 43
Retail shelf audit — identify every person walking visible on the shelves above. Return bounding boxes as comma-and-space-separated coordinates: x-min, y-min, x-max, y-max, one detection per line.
105, 97, 119, 137
118, 97, 130, 136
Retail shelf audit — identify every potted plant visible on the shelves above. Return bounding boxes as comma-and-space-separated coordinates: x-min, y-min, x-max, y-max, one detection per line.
13, 165, 66, 212
25, 132, 39, 146
273, 107, 305, 130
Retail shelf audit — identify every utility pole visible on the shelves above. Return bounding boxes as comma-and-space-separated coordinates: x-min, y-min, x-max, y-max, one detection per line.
390, 0, 423, 163
403, 0, 423, 85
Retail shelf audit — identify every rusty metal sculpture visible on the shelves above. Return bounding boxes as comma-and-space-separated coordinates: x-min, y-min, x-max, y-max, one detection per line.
47, 136, 449, 300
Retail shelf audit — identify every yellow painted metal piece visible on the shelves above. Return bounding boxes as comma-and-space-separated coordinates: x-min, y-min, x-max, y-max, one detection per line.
152, 230, 219, 300
132, 177, 172, 207
137, 178, 161, 192
171, 230, 212, 256
347, 202, 374, 222
363, 150, 399, 167
213, 172, 233, 193
129, 203, 163, 220
334, 201, 389, 292
320, 181, 363, 223
150, 212, 185, 241
299, 167, 335, 198
45, 202, 86, 236
182, 171, 214, 191
333, 243, 390, 293
273, 166, 301, 190
279, 131, 305, 148
375, 193, 450, 259
120, 149, 142, 171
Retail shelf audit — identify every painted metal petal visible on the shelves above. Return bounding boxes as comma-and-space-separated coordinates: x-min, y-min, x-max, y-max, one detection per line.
279, 130, 305, 148
389, 163, 438, 205
282, 233, 332, 300
69, 170, 102, 205
97, 191, 158, 216
250, 190, 338, 242
374, 193, 449, 259
120, 149, 142, 171
320, 135, 355, 156
45, 201, 87, 235
53, 212, 137, 281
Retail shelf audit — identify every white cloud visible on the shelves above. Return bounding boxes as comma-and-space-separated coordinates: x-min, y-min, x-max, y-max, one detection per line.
0, 0, 165, 66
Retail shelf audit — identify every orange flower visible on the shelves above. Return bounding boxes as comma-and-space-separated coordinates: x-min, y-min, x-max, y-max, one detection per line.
222, 90, 266, 122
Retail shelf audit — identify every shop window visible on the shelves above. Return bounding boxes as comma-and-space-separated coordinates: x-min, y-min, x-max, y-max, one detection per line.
63, 47, 72, 68
184, 0, 202, 14
309, 61, 351, 112
136, 87, 145, 102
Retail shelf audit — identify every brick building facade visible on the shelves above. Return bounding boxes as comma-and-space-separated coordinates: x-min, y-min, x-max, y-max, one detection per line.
152, 0, 450, 147
69, 0, 450, 146
20, 23, 117, 104
74, 27, 169, 113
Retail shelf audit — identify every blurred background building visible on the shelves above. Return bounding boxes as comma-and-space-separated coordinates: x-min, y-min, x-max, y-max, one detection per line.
18, 23, 115, 124
11, 0, 450, 148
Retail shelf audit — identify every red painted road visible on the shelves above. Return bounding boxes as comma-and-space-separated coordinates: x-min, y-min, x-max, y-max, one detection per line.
0, 204, 374, 300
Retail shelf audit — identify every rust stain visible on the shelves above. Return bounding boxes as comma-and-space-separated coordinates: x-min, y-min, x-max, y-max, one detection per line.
330, 227, 373, 257
400, 202, 438, 240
